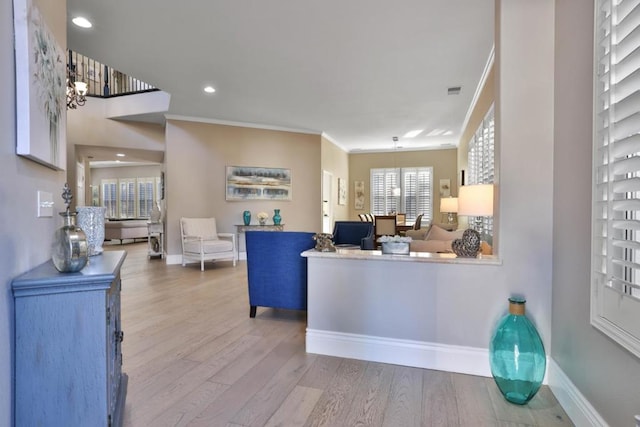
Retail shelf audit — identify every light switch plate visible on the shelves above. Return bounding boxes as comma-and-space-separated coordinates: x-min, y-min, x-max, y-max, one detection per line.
37, 191, 53, 218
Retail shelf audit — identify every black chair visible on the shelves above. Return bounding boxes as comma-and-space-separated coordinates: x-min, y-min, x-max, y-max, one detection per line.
413, 214, 424, 230
332, 221, 375, 249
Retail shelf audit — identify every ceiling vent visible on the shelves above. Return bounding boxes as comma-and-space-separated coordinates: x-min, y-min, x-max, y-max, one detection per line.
448, 86, 462, 95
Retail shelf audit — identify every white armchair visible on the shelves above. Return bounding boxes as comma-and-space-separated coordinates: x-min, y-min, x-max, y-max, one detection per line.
180, 217, 237, 271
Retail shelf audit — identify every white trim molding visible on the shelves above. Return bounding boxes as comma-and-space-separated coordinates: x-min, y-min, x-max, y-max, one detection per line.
548, 359, 608, 427
306, 328, 493, 378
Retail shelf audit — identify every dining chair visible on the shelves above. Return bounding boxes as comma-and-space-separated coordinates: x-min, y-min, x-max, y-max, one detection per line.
374, 215, 397, 243
396, 213, 406, 225
413, 214, 424, 230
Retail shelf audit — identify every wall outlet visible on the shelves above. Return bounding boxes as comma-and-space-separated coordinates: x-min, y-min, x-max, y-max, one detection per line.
37, 191, 53, 218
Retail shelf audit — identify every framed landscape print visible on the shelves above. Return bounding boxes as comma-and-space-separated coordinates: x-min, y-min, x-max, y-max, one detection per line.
13, 0, 67, 170
226, 166, 292, 201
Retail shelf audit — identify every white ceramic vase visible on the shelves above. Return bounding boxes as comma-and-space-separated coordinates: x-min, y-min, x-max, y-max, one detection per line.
150, 203, 161, 223
76, 206, 106, 256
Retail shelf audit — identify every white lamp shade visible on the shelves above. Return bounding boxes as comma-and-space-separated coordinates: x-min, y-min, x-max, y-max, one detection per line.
440, 197, 458, 213
458, 184, 494, 216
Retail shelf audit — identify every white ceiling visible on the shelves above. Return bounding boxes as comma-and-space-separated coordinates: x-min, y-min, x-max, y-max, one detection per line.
67, 0, 494, 154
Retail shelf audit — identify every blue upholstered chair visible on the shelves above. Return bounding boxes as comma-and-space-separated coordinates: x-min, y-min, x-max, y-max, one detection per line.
245, 231, 316, 318
331, 221, 375, 249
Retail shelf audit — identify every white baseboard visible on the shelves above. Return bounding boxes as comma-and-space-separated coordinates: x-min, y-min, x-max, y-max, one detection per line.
306, 328, 493, 377
548, 359, 608, 427
165, 253, 246, 265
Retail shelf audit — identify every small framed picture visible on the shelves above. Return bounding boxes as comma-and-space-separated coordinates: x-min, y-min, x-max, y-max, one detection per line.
338, 178, 347, 205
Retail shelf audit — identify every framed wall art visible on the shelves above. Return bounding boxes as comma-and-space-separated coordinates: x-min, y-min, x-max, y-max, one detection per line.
338, 178, 346, 205
354, 180, 365, 210
14, 0, 67, 170
439, 178, 451, 197
226, 166, 292, 201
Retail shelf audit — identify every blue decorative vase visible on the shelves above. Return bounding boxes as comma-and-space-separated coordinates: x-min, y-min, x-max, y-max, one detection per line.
273, 209, 281, 225
489, 297, 546, 405
243, 210, 251, 226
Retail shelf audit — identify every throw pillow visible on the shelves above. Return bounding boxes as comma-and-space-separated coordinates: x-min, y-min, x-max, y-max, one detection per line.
426, 224, 465, 241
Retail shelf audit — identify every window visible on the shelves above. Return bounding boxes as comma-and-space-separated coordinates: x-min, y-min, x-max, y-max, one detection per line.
137, 178, 156, 218
370, 167, 433, 223
101, 176, 160, 219
468, 105, 495, 240
119, 179, 136, 218
592, 0, 640, 358
102, 179, 117, 218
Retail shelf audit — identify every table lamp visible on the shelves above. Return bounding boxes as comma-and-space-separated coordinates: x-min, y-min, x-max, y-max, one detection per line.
440, 197, 458, 224
454, 184, 494, 257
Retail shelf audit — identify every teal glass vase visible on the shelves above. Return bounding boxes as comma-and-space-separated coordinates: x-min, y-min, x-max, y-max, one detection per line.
489, 297, 546, 405
273, 209, 281, 225
243, 210, 251, 226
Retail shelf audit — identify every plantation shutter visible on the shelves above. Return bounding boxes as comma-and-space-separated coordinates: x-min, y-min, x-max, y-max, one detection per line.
592, 0, 640, 358
102, 180, 117, 218
137, 178, 155, 218
119, 179, 136, 218
370, 168, 399, 215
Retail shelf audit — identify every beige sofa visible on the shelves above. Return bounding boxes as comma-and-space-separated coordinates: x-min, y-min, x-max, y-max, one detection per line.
406, 224, 492, 254
105, 219, 149, 243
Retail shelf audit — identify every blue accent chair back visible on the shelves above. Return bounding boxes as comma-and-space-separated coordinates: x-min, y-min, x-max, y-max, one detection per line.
245, 231, 316, 318
332, 221, 375, 249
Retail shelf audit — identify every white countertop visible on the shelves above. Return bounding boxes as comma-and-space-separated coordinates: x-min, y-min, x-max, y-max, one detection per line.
302, 248, 501, 265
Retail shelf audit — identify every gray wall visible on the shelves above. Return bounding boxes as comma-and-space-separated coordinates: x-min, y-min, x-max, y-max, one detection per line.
1, 0, 67, 424
552, 0, 640, 425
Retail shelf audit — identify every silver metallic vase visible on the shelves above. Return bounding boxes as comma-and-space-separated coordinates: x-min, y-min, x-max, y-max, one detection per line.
52, 184, 88, 272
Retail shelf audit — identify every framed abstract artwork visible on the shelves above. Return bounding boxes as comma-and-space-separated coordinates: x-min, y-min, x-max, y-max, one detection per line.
354, 180, 365, 210
13, 0, 67, 170
439, 178, 451, 197
338, 178, 346, 205
226, 166, 292, 201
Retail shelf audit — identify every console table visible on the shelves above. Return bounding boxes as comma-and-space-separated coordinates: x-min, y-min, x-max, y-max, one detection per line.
12, 251, 128, 427
235, 224, 284, 258
147, 221, 163, 258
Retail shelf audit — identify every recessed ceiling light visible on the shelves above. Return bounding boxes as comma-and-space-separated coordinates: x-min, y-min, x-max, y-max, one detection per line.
204, 86, 216, 93
403, 129, 423, 138
116, 153, 125, 157
72, 17, 93, 28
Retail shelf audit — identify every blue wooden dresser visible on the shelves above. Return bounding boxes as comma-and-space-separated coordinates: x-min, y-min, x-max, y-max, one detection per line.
12, 250, 128, 427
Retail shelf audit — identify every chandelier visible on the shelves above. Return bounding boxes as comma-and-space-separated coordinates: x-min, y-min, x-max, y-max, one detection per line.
66, 51, 87, 109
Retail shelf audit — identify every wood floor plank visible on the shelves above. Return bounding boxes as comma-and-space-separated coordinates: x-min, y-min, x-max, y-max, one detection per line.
147, 380, 229, 427
342, 362, 395, 427
485, 377, 537, 426
303, 358, 368, 427
126, 358, 199, 407
297, 355, 342, 390
422, 369, 461, 426
451, 372, 499, 427
208, 329, 298, 386
264, 386, 324, 427
381, 365, 423, 427
231, 345, 317, 427
525, 386, 575, 427
186, 333, 303, 426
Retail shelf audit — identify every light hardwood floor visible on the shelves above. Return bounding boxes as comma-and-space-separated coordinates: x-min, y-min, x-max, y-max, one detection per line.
111, 242, 573, 427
